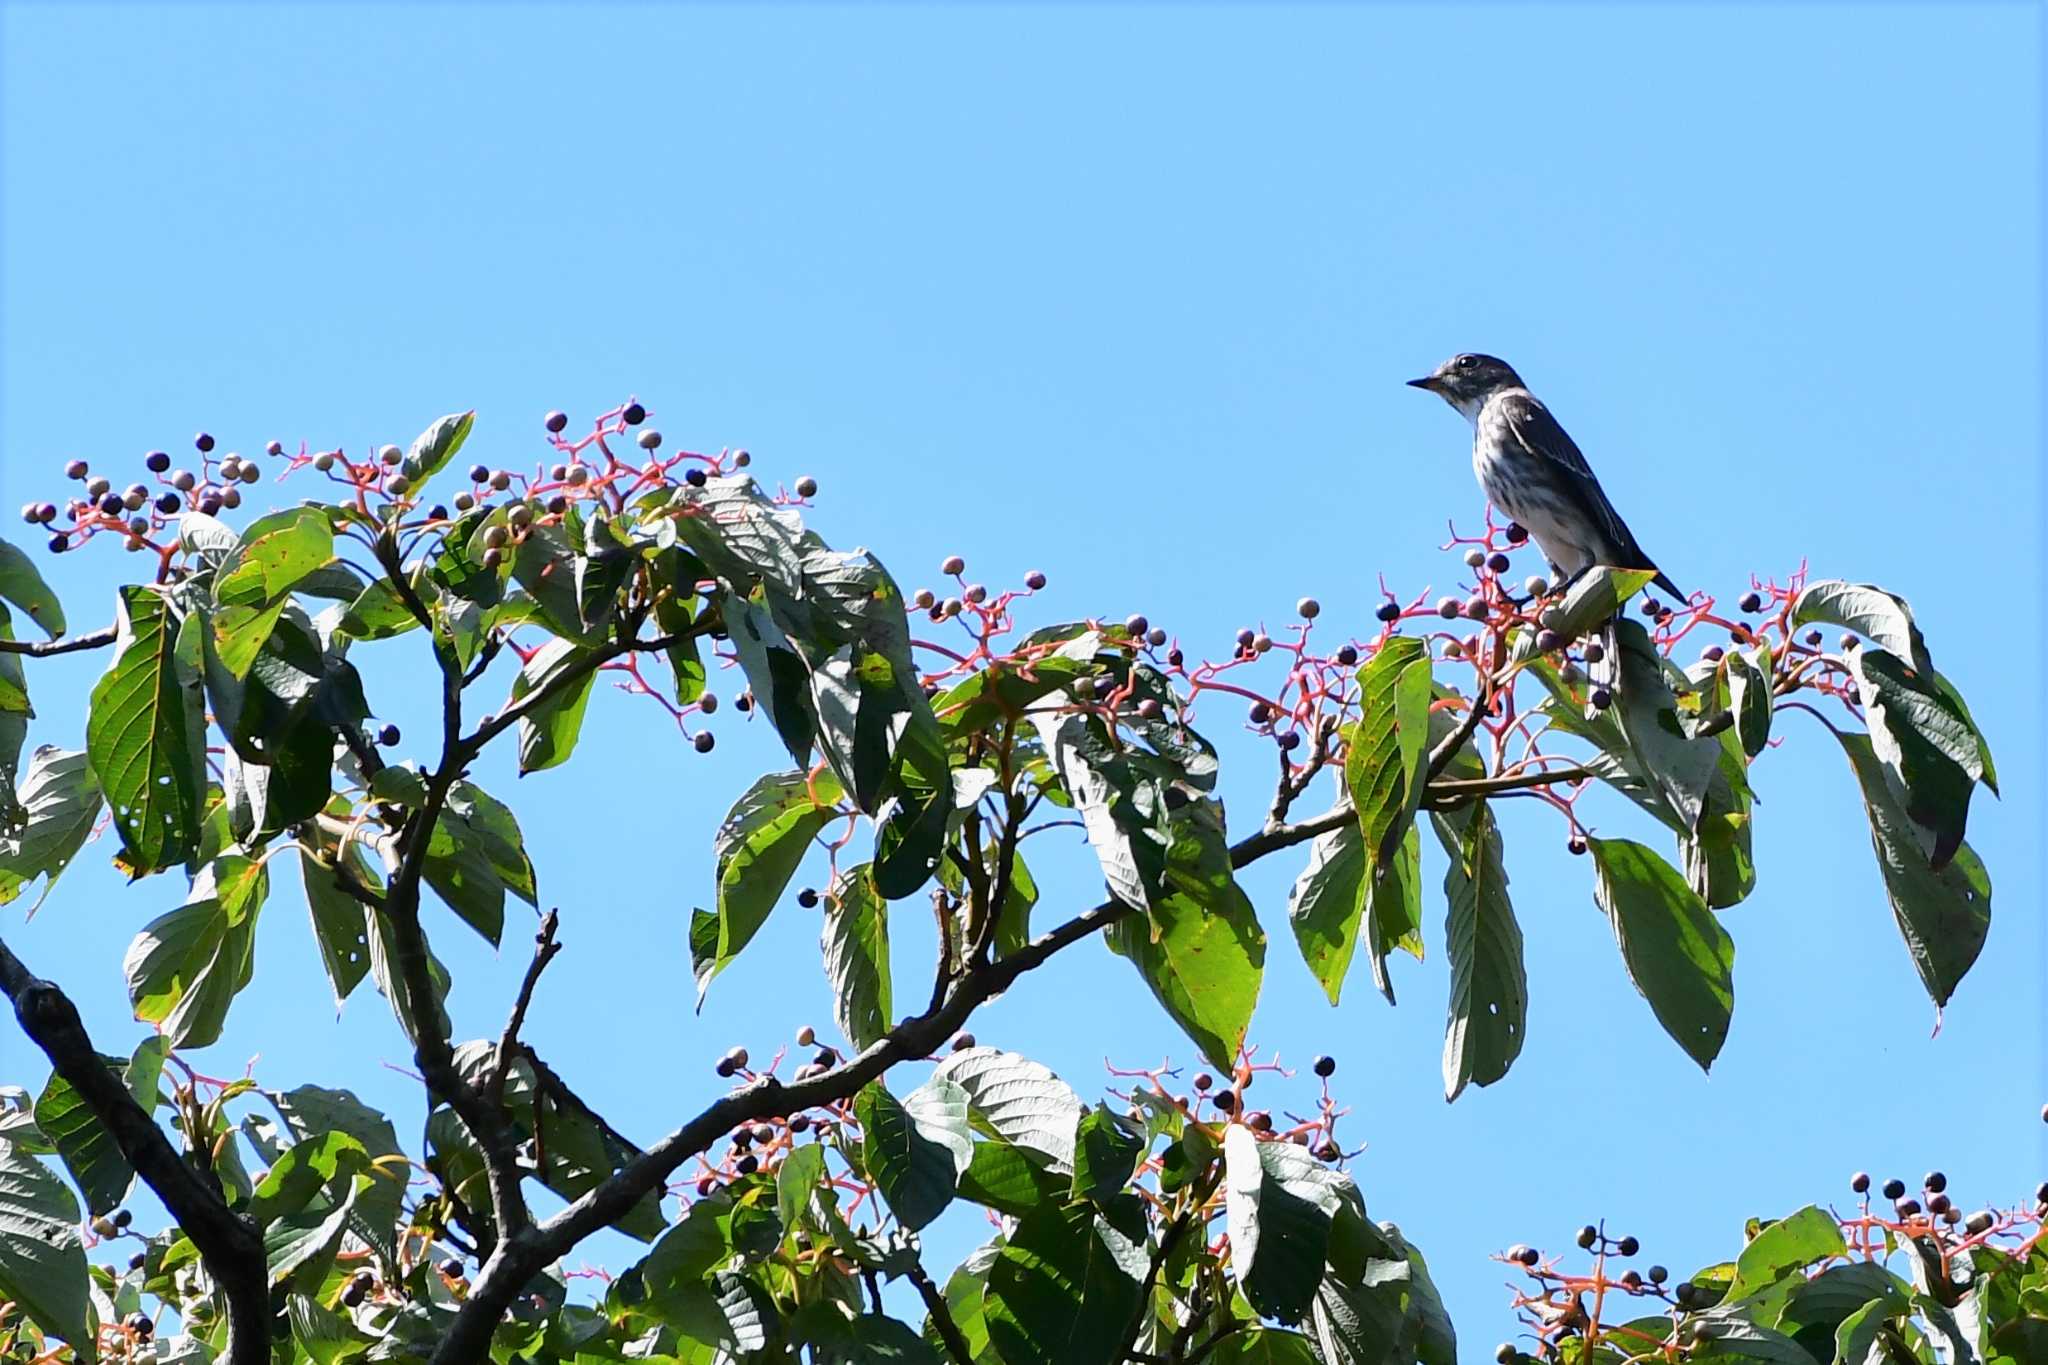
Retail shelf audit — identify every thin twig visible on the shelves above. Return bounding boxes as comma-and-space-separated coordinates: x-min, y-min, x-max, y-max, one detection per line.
488, 909, 562, 1102
0, 624, 120, 656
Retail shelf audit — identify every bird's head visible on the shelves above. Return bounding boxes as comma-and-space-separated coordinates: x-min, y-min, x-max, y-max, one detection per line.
1407, 353, 1525, 420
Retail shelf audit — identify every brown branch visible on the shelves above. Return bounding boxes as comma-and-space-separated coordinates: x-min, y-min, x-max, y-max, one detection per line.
907, 1261, 974, 1364
487, 910, 561, 1102
0, 939, 270, 1364
430, 800, 1353, 1363
0, 624, 120, 656
1423, 763, 1596, 808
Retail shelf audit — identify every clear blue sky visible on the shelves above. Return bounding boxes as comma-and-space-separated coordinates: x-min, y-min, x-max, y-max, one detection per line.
3, 1, 2041, 1349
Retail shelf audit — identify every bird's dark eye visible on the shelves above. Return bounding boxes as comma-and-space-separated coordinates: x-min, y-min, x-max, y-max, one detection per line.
1454, 355, 1478, 370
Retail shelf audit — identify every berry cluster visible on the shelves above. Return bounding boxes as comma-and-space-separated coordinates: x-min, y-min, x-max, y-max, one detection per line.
21, 431, 278, 562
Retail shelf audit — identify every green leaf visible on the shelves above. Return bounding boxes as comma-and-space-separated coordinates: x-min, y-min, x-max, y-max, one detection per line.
1287, 823, 1371, 1006
266, 1085, 406, 1265
855, 1080, 971, 1231
958, 1139, 1066, 1218
406, 410, 476, 482
1611, 619, 1719, 834
1070, 1105, 1143, 1204
1432, 801, 1525, 1101
1106, 848, 1266, 1072
337, 575, 422, 641
725, 596, 818, 767
1363, 824, 1422, 1004
1531, 567, 1657, 650
33, 1062, 134, 1217
1224, 1124, 1355, 1325
983, 1199, 1147, 1365
822, 863, 892, 1049
0, 1138, 93, 1357
1792, 579, 1932, 674
1830, 728, 1991, 1008
1725, 1206, 1847, 1302
511, 638, 599, 774
1851, 646, 1987, 870
1211, 1331, 1322, 1364
692, 769, 844, 1004
1779, 1260, 1908, 1343
87, 587, 207, 875
365, 898, 450, 1046
0, 746, 102, 909
298, 847, 372, 1008
930, 1047, 1086, 1173
510, 519, 609, 645
0, 536, 66, 638
246, 1130, 369, 1228
419, 782, 537, 947
213, 507, 335, 610
1587, 837, 1735, 1071
122, 856, 267, 1048
1342, 633, 1432, 882
1031, 709, 1170, 912
1726, 642, 1773, 759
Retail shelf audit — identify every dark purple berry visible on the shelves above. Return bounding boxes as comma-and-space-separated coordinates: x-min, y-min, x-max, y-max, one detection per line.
544, 410, 568, 433
1375, 600, 1401, 623
1616, 1235, 1639, 1257
1924, 1171, 1947, 1194
1851, 1171, 1870, 1194
797, 887, 819, 908
1192, 1072, 1213, 1091
950, 1031, 975, 1051
1738, 590, 1763, 613
144, 451, 170, 473
98, 494, 125, 516
684, 467, 708, 488
467, 463, 489, 484
1335, 644, 1359, 666
1025, 570, 1047, 590
197, 495, 223, 516
1125, 613, 1149, 636
1589, 687, 1613, 710
194, 432, 215, 453
1505, 523, 1528, 544
1487, 552, 1511, 574
440, 1258, 463, 1278
693, 731, 716, 754
1576, 1225, 1598, 1250
1882, 1178, 1906, 1200
377, 724, 400, 747
64, 458, 88, 480
47, 534, 68, 554
1313, 1055, 1335, 1078
622, 402, 646, 425
265, 440, 284, 457
1648, 1264, 1668, 1284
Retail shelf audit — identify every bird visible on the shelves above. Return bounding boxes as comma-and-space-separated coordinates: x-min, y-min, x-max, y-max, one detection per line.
1407, 353, 1683, 603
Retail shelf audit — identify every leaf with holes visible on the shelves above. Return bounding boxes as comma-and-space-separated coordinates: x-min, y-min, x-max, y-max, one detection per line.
1224, 1124, 1358, 1325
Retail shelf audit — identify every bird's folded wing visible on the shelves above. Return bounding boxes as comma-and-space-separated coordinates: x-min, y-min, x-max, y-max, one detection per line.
1499, 395, 1658, 573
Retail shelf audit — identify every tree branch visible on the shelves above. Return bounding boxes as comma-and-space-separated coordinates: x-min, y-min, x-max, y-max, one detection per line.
0, 624, 120, 656
0, 939, 270, 1364
907, 1260, 974, 1364
487, 910, 561, 1103
430, 799, 1355, 1362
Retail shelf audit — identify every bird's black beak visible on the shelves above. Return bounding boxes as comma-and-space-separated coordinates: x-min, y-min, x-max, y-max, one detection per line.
1406, 375, 1442, 392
